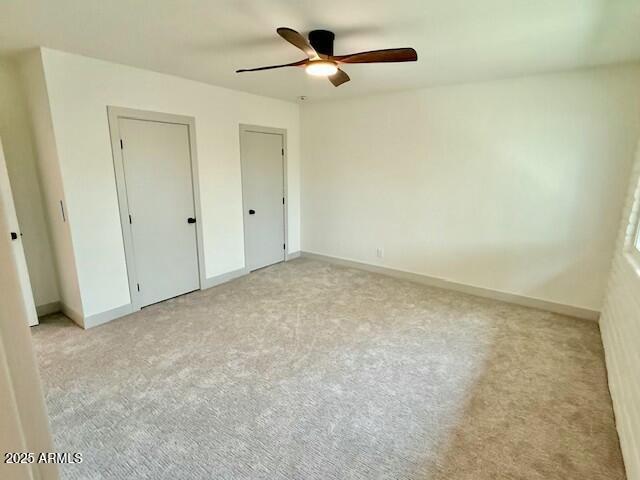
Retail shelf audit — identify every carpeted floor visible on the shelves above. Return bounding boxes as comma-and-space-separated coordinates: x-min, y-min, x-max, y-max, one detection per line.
31, 258, 625, 480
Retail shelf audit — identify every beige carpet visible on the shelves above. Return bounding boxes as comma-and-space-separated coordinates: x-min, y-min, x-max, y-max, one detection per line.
32, 258, 625, 480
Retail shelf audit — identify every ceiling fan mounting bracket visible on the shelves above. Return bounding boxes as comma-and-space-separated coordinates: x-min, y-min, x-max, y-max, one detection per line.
308, 30, 335, 57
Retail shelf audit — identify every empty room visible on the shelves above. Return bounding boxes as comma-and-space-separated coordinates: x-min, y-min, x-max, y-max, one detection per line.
1, 1, 639, 479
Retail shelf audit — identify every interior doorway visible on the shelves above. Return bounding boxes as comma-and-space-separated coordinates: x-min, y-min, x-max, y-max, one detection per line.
0, 138, 39, 327
240, 125, 288, 272
108, 108, 204, 309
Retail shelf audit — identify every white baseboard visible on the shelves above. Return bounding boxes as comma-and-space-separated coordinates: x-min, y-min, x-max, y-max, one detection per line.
60, 303, 84, 328
61, 302, 133, 329
36, 301, 61, 317
202, 267, 250, 289
83, 304, 134, 329
61, 268, 250, 329
301, 251, 600, 321
60, 252, 591, 329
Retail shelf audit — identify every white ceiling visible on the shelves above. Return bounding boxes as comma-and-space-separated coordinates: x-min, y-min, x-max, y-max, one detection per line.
1, 0, 640, 101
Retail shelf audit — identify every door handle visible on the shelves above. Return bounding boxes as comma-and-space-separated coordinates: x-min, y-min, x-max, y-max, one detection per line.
248, 209, 255, 215
187, 217, 196, 224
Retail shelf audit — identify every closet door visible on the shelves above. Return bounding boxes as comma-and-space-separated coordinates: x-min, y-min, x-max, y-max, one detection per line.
240, 129, 285, 271
119, 118, 199, 307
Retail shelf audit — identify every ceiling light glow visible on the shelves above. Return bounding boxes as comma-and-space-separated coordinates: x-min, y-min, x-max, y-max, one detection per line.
305, 60, 338, 77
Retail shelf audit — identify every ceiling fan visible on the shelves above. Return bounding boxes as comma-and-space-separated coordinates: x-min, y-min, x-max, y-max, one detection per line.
236, 28, 418, 87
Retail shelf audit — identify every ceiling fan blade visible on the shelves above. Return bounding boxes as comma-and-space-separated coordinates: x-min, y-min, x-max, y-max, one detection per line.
329, 68, 350, 87
334, 48, 417, 64
236, 58, 307, 73
277, 27, 318, 59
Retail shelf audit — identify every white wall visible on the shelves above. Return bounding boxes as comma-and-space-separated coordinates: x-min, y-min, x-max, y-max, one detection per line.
600, 141, 640, 480
0, 56, 59, 308
302, 64, 640, 312
33, 48, 300, 318
19, 50, 84, 317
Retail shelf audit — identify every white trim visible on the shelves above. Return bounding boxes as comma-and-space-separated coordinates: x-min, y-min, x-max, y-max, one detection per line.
301, 251, 600, 321
60, 302, 84, 327
286, 251, 301, 260
202, 267, 249, 289
239, 124, 289, 269
64, 268, 249, 329
83, 303, 134, 329
623, 162, 640, 271
35, 301, 61, 317
57, 303, 132, 330
107, 106, 205, 313
628, 201, 640, 270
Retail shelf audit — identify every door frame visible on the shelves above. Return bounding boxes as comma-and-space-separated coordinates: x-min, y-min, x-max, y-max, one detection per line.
239, 124, 289, 270
107, 106, 205, 311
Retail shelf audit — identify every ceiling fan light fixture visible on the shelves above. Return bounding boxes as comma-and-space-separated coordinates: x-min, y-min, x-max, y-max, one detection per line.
236, 27, 417, 87
305, 60, 338, 77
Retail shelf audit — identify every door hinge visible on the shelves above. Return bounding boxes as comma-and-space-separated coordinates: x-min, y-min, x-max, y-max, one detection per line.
281, 148, 284, 156
128, 214, 132, 224
283, 243, 286, 250
120, 139, 123, 149
282, 197, 285, 205
137, 283, 140, 292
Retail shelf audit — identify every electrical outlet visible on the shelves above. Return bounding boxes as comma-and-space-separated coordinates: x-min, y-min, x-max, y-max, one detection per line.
376, 247, 384, 258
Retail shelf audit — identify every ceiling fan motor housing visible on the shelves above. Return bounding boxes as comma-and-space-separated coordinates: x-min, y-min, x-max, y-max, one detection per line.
309, 30, 335, 56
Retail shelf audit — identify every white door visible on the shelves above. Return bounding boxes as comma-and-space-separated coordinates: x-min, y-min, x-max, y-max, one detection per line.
119, 118, 200, 307
240, 129, 285, 271
1, 139, 58, 479
0, 138, 38, 326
